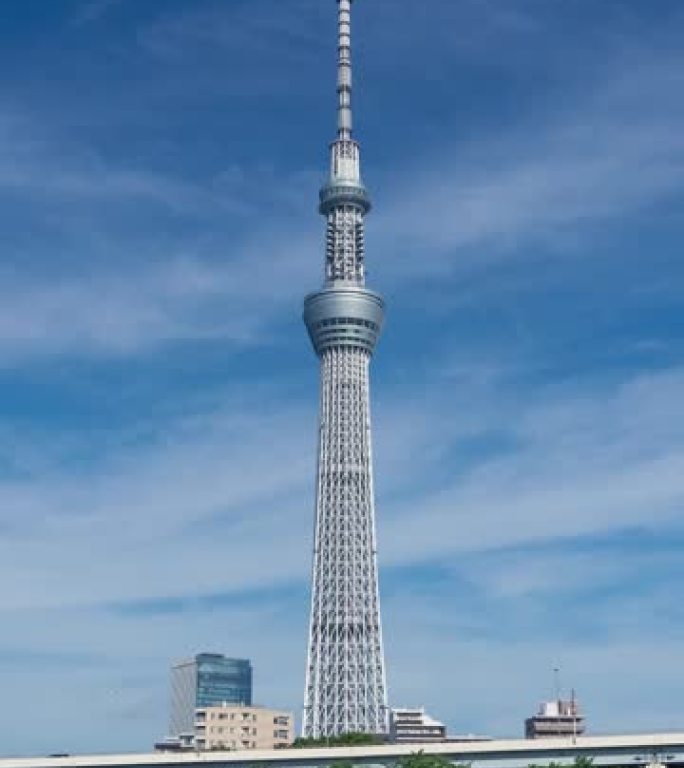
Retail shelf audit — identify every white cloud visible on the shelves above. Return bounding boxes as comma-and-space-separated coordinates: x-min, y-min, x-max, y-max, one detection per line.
0, 42, 682, 360
137, 0, 325, 67
0, 355, 681, 611
0, 399, 316, 610
0, 110, 323, 359
382, 368, 684, 565
71, 0, 123, 27
0, 243, 310, 358
374, 113, 684, 283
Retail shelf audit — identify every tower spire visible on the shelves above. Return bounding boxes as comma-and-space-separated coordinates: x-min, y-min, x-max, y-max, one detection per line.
336, 0, 353, 140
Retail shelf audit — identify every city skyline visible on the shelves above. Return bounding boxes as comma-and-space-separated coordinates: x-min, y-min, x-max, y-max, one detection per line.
0, 0, 683, 756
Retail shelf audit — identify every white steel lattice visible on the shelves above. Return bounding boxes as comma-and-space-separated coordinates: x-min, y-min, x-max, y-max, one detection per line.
303, 348, 387, 736
302, 0, 388, 738
326, 206, 365, 283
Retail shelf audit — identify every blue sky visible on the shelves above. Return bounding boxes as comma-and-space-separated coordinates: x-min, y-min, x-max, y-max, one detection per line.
0, 0, 684, 756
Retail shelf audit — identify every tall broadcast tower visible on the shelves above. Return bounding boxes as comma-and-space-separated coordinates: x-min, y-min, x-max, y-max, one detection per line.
302, 0, 388, 739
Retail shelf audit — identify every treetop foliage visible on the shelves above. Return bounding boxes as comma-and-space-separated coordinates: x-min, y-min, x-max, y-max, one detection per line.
529, 758, 595, 768
292, 732, 385, 749
395, 752, 470, 768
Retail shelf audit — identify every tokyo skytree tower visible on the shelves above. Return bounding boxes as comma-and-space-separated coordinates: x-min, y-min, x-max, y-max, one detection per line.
302, 0, 388, 738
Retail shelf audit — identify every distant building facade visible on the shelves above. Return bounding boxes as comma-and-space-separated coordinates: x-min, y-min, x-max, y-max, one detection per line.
525, 698, 585, 739
390, 708, 447, 743
195, 704, 294, 751
170, 654, 252, 737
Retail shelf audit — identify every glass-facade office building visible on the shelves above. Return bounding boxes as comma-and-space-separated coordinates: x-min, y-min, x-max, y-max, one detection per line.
170, 654, 252, 736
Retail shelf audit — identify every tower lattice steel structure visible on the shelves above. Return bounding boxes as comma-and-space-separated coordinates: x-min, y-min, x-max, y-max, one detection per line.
302, 0, 388, 739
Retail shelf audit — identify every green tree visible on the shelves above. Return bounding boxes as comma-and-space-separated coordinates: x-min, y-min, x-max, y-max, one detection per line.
396, 751, 471, 768
337, 732, 385, 746
292, 732, 385, 749
529, 758, 594, 768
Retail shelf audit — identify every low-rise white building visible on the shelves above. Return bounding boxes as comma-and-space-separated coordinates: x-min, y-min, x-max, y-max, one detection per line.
390, 707, 447, 743
525, 698, 585, 740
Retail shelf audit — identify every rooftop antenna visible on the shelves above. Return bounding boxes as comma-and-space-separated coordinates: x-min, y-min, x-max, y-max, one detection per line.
553, 666, 562, 738
553, 666, 562, 702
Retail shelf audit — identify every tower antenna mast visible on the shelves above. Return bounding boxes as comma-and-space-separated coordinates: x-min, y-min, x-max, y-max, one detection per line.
336, 0, 353, 140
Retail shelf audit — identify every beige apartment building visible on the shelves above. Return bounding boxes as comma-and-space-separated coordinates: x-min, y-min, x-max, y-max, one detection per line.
195, 704, 294, 751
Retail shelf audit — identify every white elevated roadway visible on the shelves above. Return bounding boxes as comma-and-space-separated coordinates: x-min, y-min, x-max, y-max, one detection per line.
2, 733, 684, 768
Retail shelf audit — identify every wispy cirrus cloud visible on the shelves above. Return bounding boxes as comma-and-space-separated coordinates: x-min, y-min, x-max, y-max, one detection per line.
0, 361, 683, 750
0, 39, 682, 361
0, 357, 681, 609
70, 0, 124, 27
375, 73, 684, 281
383, 367, 684, 565
138, 0, 326, 65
